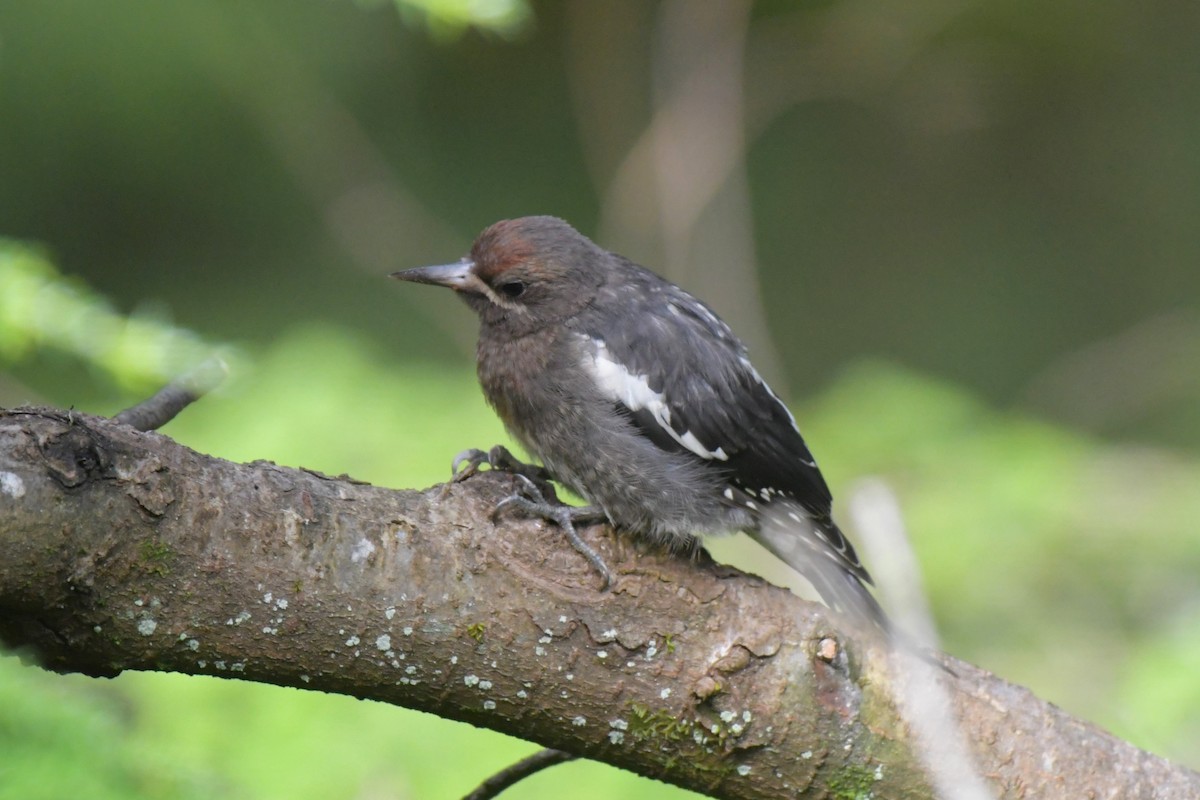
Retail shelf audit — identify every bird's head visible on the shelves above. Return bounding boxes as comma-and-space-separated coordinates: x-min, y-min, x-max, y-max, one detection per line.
391, 216, 606, 332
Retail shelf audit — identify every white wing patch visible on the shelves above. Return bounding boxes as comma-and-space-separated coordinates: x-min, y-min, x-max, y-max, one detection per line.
585, 338, 729, 462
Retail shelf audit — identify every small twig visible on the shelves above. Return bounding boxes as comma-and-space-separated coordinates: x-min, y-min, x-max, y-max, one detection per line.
114, 357, 228, 432
462, 749, 577, 800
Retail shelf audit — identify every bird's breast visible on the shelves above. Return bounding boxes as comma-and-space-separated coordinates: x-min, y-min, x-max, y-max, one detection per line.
475, 327, 563, 446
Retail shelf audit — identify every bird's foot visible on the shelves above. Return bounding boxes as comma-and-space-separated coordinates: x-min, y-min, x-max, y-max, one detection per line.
451, 446, 612, 587
452, 444, 551, 485
493, 474, 613, 589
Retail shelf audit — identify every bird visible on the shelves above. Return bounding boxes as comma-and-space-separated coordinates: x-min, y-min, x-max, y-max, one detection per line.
391, 215, 885, 629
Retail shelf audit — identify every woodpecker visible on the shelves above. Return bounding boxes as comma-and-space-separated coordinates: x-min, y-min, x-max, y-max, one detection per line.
392, 216, 885, 628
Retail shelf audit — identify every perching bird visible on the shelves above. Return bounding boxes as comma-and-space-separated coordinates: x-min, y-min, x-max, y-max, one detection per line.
392, 216, 885, 628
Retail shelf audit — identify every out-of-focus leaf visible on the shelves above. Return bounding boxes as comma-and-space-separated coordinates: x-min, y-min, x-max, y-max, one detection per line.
0, 241, 242, 394
366, 0, 532, 38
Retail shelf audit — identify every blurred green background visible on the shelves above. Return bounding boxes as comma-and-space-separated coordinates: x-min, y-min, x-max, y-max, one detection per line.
1, 1, 1198, 797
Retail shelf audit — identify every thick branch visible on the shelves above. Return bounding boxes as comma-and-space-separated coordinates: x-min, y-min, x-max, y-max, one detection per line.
0, 407, 1195, 799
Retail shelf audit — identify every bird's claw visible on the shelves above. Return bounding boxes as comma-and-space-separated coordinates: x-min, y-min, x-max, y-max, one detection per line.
452, 448, 490, 482
491, 474, 548, 520
451, 446, 612, 588
451, 444, 550, 485
492, 476, 614, 590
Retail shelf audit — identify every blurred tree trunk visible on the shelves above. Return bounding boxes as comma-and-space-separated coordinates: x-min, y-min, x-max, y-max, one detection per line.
1, 407, 1196, 800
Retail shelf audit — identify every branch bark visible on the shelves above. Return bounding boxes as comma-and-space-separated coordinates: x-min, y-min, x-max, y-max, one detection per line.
0, 406, 1195, 799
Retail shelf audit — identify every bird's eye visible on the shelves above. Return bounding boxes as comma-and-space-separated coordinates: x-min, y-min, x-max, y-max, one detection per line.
498, 280, 526, 299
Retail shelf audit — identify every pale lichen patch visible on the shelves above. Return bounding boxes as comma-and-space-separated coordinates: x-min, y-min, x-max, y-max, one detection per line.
350, 538, 376, 563
0, 471, 26, 498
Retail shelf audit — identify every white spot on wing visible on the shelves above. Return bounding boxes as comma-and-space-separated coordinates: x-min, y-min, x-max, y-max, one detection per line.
585, 338, 729, 461
680, 430, 728, 460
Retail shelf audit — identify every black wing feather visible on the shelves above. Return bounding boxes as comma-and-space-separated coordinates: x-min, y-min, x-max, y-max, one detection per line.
582, 264, 833, 516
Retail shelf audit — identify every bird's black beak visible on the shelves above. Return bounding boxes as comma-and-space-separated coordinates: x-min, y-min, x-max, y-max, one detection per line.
390, 260, 475, 289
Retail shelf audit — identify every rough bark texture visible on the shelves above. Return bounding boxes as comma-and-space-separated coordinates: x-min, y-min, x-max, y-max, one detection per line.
0, 406, 1196, 799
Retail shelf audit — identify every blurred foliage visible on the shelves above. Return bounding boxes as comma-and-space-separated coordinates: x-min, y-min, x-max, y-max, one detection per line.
2, 0, 1198, 797
0, 655, 221, 800
0, 240, 239, 397
380, 0, 532, 38
1, 0, 1197, 445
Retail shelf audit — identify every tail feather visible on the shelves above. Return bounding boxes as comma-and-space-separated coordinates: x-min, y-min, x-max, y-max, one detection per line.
749, 502, 889, 632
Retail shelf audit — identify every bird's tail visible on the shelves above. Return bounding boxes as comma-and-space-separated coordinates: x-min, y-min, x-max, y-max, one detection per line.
749, 503, 889, 633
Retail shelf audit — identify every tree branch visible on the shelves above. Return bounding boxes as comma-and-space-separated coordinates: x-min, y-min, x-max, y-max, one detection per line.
113, 357, 228, 432
0, 407, 1196, 799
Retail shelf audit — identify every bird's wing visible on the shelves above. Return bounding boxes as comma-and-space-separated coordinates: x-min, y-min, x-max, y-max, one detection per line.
576, 268, 873, 588
577, 274, 832, 513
